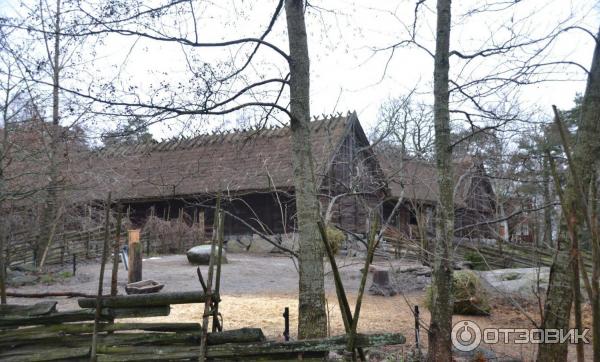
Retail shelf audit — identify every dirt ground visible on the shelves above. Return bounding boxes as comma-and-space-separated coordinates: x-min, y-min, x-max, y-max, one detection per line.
6, 253, 594, 361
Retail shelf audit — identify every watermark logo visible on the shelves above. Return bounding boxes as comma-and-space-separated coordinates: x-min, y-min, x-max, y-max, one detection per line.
452, 321, 482, 352
451, 320, 590, 352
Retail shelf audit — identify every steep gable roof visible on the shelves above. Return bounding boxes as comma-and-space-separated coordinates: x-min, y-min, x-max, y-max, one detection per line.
77, 112, 362, 201
378, 152, 495, 209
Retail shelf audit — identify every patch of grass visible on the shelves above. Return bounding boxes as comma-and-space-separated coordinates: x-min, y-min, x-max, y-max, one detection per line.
463, 251, 488, 270
501, 272, 521, 281
39, 274, 55, 284
58, 271, 73, 279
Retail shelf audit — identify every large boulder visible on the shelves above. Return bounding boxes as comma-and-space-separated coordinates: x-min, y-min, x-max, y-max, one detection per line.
186, 245, 228, 265
425, 270, 491, 316
477, 267, 550, 300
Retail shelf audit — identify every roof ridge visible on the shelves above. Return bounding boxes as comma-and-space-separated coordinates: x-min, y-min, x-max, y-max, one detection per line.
99, 111, 354, 156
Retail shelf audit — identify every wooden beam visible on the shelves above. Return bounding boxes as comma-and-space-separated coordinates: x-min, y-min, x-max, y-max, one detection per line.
78, 291, 211, 308
0, 302, 57, 317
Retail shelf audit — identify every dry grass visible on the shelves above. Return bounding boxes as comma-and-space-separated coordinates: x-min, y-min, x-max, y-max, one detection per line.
121, 292, 596, 361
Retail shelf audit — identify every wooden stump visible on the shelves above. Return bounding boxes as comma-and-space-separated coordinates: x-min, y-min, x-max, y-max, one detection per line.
128, 230, 142, 283
372, 270, 390, 286
369, 269, 397, 296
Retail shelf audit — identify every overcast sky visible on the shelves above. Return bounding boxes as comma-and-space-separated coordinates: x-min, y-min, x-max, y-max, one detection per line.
2, 0, 599, 140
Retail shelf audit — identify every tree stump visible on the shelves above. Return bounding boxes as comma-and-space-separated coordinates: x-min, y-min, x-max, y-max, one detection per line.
368, 269, 397, 296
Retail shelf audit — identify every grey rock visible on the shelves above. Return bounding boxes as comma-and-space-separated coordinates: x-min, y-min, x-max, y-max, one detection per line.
8, 274, 39, 286
186, 245, 228, 265
10, 264, 37, 273
453, 346, 496, 361
477, 267, 550, 300
368, 283, 397, 296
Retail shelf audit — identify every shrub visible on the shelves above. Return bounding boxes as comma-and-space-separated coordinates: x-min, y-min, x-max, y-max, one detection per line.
142, 216, 202, 254
326, 227, 345, 254
425, 270, 491, 316
463, 251, 488, 270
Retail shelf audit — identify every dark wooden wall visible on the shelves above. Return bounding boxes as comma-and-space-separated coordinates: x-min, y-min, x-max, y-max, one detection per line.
122, 191, 296, 238
320, 122, 386, 233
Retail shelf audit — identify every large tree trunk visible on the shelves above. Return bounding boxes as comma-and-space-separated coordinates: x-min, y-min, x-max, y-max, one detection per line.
36, 0, 62, 266
538, 24, 600, 362
427, 0, 454, 361
0, 122, 5, 304
284, 0, 327, 339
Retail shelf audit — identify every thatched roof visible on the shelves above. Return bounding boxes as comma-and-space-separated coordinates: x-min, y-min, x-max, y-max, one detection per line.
378, 152, 492, 208
78, 112, 360, 201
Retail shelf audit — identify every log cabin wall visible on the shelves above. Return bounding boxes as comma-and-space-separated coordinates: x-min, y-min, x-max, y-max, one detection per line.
320, 120, 386, 233
455, 166, 496, 239
122, 191, 296, 239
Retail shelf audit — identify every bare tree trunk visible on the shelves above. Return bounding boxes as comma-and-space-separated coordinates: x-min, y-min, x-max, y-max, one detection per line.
284, 0, 327, 339
542, 157, 553, 247
0, 218, 5, 305
36, 0, 62, 266
538, 24, 600, 362
592, 177, 600, 362
0, 80, 7, 305
427, 0, 454, 360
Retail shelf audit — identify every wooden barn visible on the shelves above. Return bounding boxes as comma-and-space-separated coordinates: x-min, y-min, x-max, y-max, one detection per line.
80, 112, 387, 240
378, 153, 497, 240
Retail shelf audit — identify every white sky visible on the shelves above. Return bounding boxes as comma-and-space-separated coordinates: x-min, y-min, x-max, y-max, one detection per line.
2, 0, 599, 140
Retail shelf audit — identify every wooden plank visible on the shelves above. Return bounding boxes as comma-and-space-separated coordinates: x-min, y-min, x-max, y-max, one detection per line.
206, 332, 406, 358
78, 291, 211, 308
0, 327, 263, 350
0, 322, 201, 342
0, 346, 89, 362
0, 309, 109, 327
89, 332, 405, 359
0, 302, 57, 317
106, 306, 170, 319
0, 307, 168, 327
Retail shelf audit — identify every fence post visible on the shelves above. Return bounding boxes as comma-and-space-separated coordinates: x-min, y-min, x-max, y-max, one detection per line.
283, 307, 290, 341
414, 305, 420, 350
128, 229, 142, 283
72, 254, 77, 276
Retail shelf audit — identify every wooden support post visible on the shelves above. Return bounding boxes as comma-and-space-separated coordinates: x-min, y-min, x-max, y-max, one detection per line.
128, 229, 142, 283
414, 305, 420, 350
111, 205, 123, 296
72, 254, 76, 276
283, 307, 290, 341
348, 216, 379, 357
200, 195, 220, 361
86, 204, 91, 259
212, 210, 225, 332
91, 192, 112, 361
198, 210, 205, 241
317, 221, 366, 361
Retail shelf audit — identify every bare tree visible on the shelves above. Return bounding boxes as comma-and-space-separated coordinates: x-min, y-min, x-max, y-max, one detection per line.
426, 0, 454, 360
538, 25, 600, 362
284, 0, 327, 338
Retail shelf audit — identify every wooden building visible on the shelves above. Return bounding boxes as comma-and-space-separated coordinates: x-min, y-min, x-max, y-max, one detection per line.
81, 112, 387, 239
378, 153, 497, 240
